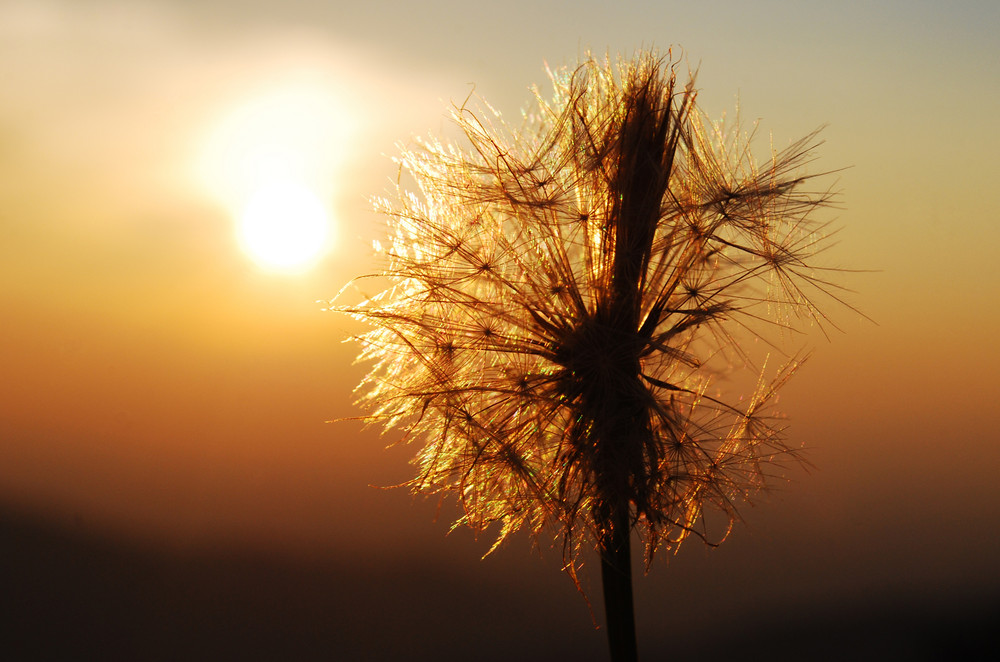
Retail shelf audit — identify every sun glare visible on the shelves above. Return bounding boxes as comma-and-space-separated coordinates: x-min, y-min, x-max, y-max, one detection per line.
239, 179, 331, 272
196, 73, 349, 273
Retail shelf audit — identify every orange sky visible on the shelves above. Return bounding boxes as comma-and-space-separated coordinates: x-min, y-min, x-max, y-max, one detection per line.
2, 0, 999, 622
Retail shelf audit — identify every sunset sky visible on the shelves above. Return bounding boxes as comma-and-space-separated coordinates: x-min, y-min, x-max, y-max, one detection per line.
3, 0, 999, 658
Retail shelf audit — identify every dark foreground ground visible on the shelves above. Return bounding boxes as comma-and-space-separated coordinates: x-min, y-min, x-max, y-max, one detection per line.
1, 503, 995, 661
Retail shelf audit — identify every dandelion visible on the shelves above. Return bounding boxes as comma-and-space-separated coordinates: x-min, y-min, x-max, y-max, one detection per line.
331, 50, 845, 661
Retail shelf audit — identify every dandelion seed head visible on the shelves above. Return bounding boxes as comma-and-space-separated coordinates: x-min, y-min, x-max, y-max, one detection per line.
335, 50, 844, 574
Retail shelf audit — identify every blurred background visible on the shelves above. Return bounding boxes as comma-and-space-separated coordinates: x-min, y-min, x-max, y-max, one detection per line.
2, 1, 998, 659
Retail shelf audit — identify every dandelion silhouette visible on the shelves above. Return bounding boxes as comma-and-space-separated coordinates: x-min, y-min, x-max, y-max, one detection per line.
332, 50, 844, 661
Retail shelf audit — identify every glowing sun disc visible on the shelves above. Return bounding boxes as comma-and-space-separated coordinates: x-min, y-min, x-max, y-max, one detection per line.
239, 180, 331, 271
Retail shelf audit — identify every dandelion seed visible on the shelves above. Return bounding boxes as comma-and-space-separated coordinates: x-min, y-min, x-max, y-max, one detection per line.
332, 49, 850, 662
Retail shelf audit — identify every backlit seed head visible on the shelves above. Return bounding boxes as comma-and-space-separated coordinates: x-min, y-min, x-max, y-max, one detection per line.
332, 50, 847, 575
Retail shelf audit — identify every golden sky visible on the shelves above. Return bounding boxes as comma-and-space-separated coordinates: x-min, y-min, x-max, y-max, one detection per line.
2, 0, 999, 614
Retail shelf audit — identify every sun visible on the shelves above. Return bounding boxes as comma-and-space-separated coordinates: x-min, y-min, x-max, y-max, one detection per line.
195, 73, 350, 273
238, 179, 331, 272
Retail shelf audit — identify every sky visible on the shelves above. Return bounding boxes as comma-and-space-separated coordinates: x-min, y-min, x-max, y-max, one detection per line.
2, 0, 999, 658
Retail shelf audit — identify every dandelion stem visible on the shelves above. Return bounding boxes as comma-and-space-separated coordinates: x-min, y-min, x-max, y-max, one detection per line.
598, 498, 637, 662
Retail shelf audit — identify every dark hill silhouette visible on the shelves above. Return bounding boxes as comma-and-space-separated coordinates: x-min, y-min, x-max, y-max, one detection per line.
1, 502, 994, 661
